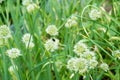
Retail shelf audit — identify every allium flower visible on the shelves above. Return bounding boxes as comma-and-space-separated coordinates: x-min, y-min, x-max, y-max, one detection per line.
67, 57, 88, 74
26, 3, 39, 13
44, 38, 59, 52
75, 58, 88, 74
6, 48, 21, 59
8, 65, 18, 75
82, 51, 96, 60
73, 41, 88, 56
67, 57, 78, 71
25, 42, 34, 49
22, 0, 32, 6
0, 25, 11, 39
89, 9, 101, 20
112, 50, 120, 59
100, 63, 109, 72
46, 25, 58, 36
65, 15, 78, 28
22, 33, 33, 43
89, 59, 98, 69
8, 65, 18, 80
22, 33, 34, 49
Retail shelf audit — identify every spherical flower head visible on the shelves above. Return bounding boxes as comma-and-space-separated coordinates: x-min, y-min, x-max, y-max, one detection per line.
75, 58, 88, 74
44, 38, 59, 52
6, 48, 21, 59
71, 15, 78, 21
25, 42, 34, 49
26, 3, 39, 13
67, 57, 78, 71
82, 50, 96, 60
8, 65, 18, 75
22, 33, 33, 44
89, 59, 98, 69
100, 63, 109, 72
46, 25, 58, 36
22, 0, 32, 6
73, 41, 88, 56
112, 50, 120, 59
65, 18, 77, 28
89, 9, 101, 20
0, 25, 11, 39
8, 65, 18, 80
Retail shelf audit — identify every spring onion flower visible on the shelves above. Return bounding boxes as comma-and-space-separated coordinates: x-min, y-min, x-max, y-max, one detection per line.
8, 65, 18, 80
65, 15, 78, 28
22, 33, 33, 43
0, 25, 11, 39
25, 42, 35, 49
100, 62, 109, 72
46, 25, 58, 36
75, 58, 88, 74
67, 57, 78, 71
67, 57, 88, 74
73, 41, 88, 56
89, 9, 101, 20
6, 48, 21, 59
22, 0, 32, 6
26, 3, 39, 13
22, 33, 34, 49
112, 50, 120, 59
89, 59, 98, 69
82, 51, 96, 60
44, 38, 59, 52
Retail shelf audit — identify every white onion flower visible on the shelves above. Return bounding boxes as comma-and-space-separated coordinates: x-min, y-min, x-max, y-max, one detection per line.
65, 15, 78, 28
44, 38, 59, 52
22, 33, 33, 44
73, 41, 88, 56
82, 50, 96, 60
112, 50, 120, 59
26, 3, 39, 13
0, 25, 11, 39
6, 48, 21, 59
22, 0, 32, 6
46, 25, 58, 36
89, 9, 101, 20
100, 62, 109, 72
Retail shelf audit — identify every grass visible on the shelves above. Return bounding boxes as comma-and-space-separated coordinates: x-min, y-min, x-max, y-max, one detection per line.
0, 0, 120, 80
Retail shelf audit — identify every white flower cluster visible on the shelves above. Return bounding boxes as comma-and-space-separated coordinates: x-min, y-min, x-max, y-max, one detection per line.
112, 50, 120, 59
8, 65, 18, 80
22, 33, 34, 49
46, 25, 58, 36
65, 15, 78, 28
0, 25, 11, 39
6, 48, 21, 59
67, 57, 88, 74
67, 40, 98, 74
100, 62, 109, 72
0, 25, 11, 46
44, 38, 59, 52
22, 0, 39, 13
89, 9, 102, 20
